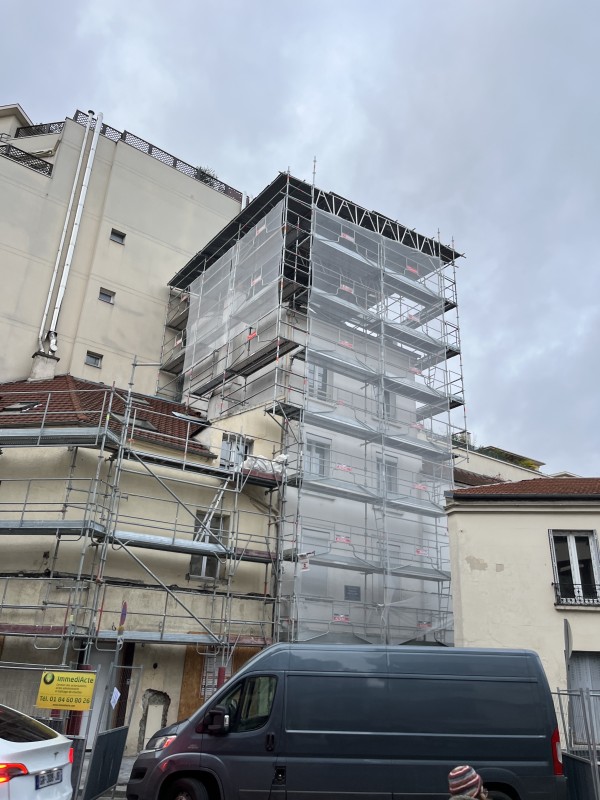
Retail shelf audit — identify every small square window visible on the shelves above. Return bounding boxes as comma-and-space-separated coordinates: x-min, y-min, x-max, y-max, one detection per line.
190, 513, 229, 580
110, 229, 126, 244
112, 412, 157, 431
221, 434, 253, 468
344, 585, 361, 602
85, 351, 103, 368
99, 287, 115, 304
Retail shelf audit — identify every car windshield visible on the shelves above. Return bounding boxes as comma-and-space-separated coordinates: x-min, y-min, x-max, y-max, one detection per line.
0, 706, 58, 742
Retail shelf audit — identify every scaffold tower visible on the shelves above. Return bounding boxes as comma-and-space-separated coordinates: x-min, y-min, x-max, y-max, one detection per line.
168, 172, 466, 646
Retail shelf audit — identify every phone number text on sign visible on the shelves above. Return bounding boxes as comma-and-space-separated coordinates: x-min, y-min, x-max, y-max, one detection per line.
36, 671, 96, 710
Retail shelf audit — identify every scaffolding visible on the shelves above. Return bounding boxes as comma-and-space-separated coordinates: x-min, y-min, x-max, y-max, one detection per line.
0, 379, 284, 692
0, 172, 466, 726
169, 172, 466, 646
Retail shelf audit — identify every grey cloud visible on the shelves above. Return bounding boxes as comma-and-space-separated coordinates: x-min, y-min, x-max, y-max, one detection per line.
1, 0, 599, 473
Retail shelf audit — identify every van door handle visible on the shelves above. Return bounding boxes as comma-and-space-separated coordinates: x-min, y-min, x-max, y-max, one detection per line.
265, 732, 275, 751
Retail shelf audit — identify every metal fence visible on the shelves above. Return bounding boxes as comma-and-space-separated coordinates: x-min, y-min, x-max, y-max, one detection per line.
0, 661, 141, 798
0, 663, 98, 796
72, 109, 243, 201
79, 663, 142, 800
15, 121, 65, 137
555, 688, 600, 800
0, 144, 53, 175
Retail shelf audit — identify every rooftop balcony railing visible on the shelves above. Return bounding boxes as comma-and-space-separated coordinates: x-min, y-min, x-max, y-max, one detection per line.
0, 144, 53, 176
15, 121, 65, 137
14, 113, 243, 202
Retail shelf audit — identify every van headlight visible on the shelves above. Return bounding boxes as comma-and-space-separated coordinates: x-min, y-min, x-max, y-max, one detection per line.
146, 734, 177, 751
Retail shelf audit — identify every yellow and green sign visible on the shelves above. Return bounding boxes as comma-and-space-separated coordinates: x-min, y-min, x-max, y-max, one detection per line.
36, 671, 96, 710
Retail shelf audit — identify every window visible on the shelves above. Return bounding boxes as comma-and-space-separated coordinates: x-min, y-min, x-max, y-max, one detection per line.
305, 438, 330, 478
99, 287, 115, 304
112, 412, 157, 432
212, 675, 277, 733
0, 402, 42, 414
550, 530, 600, 604
383, 390, 397, 421
85, 351, 103, 368
110, 229, 126, 244
190, 513, 228, 580
376, 455, 398, 494
307, 363, 330, 401
0, 706, 59, 742
220, 434, 252, 468
344, 585, 361, 601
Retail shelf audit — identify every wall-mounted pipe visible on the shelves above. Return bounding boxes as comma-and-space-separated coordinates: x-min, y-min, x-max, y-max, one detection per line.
48, 111, 103, 350
37, 110, 94, 353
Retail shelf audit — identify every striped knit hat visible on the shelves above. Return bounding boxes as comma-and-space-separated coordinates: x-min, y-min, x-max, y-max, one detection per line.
448, 765, 483, 797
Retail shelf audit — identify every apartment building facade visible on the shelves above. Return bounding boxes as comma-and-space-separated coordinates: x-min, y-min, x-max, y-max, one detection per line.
447, 478, 600, 694
170, 173, 466, 647
0, 104, 242, 394
0, 107, 466, 751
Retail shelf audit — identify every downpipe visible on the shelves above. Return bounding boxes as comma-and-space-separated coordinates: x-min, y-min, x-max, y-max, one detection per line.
37, 110, 94, 353
48, 111, 103, 353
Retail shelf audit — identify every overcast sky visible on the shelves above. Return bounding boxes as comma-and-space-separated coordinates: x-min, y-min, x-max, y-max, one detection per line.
2, 0, 599, 475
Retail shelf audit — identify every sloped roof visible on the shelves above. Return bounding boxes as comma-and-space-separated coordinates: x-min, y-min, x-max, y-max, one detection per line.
450, 477, 600, 500
0, 374, 214, 458
453, 467, 506, 488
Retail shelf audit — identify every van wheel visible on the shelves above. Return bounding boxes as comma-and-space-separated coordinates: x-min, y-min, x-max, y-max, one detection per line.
164, 777, 209, 800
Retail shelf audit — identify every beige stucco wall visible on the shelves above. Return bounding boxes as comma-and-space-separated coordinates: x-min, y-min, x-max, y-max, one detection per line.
453, 448, 545, 482
0, 441, 275, 617
0, 104, 32, 137
0, 434, 276, 751
447, 500, 600, 692
0, 115, 241, 393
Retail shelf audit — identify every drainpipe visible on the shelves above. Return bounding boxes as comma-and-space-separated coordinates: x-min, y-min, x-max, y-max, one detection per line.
37, 110, 94, 353
47, 111, 103, 352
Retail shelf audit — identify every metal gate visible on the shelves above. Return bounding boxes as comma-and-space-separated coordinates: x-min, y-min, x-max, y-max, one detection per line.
79, 663, 142, 800
555, 688, 600, 800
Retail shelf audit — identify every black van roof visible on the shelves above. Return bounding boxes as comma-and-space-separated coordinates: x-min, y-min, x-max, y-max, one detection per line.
243, 644, 543, 679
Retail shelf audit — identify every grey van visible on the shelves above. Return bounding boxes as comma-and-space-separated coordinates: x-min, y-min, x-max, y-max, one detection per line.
126, 644, 566, 800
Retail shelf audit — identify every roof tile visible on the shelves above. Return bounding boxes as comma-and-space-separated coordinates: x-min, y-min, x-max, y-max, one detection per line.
0, 374, 213, 458
452, 477, 600, 498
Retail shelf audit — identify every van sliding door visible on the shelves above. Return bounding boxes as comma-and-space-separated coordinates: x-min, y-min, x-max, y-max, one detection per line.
282, 673, 393, 800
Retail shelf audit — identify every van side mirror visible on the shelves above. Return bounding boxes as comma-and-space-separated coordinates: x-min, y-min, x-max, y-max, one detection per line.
204, 705, 230, 736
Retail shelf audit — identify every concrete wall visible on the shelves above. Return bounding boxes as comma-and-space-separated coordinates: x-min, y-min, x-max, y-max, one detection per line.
453, 447, 546, 482
0, 114, 240, 393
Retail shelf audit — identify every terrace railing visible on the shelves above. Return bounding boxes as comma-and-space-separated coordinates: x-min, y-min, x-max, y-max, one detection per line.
76, 109, 242, 201
15, 121, 65, 137
0, 144, 53, 176
13, 112, 243, 202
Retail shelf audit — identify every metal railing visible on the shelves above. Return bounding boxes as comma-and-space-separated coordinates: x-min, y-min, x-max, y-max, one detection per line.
554, 583, 600, 606
0, 144, 53, 176
71, 109, 243, 202
555, 688, 600, 800
15, 121, 65, 137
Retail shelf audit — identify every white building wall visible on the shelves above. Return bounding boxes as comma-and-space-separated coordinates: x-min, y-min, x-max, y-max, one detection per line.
0, 112, 241, 393
448, 501, 600, 692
